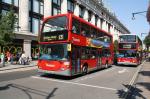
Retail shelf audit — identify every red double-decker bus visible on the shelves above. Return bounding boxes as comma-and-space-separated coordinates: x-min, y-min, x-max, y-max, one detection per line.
38, 13, 113, 76
117, 34, 142, 66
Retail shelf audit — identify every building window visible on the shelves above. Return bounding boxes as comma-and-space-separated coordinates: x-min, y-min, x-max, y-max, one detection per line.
29, 17, 31, 32
40, 2, 44, 15
53, 7, 60, 15
2, 0, 12, 4
2, 10, 19, 31
32, 18, 40, 34
14, 0, 19, 7
52, 0, 61, 6
1, 9, 9, 15
95, 15, 98, 26
108, 23, 111, 33
79, 6, 84, 18
88, 11, 92, 22
29, 0, 43, 15
67, 0, 74, 13
14, 13, 19, 31
52, 0, 61, 15
29, 0, 32, 11
33, 0, 40, 13
2, 0, 18, 6
100, 18, 103, 29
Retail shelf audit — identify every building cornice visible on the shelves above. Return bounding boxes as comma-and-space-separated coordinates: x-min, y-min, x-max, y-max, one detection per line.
76, 0, 130, 34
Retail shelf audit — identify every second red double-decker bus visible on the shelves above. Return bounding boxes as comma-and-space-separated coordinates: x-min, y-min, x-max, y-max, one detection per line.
117, 34, 142, 66
38, 13, 113, 76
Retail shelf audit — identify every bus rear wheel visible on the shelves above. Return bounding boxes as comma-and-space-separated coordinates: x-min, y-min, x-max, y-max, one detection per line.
82, 65, 88, 75
105, 63, 108, 68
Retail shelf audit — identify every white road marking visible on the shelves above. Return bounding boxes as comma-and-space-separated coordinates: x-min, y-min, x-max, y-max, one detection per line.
31, 76, 117, 91
128, 62, 144, 86
74, 66, 117, 82
0, 67, 37, 74
118, 68, 128, 74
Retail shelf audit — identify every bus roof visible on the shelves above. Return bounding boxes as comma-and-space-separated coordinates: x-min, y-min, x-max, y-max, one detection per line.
43, 13, 112, 38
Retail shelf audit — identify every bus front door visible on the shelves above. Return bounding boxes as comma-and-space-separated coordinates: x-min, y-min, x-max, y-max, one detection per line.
71, 46, 81, 75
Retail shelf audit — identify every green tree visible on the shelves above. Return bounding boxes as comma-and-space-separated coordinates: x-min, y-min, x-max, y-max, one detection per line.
114, 40, 118, 53
0, 10, 17, 46
0, 9, 17, 66
144, 35, 150, 51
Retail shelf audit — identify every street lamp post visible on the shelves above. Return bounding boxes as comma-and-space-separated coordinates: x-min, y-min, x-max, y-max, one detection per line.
132, 11, 147, 20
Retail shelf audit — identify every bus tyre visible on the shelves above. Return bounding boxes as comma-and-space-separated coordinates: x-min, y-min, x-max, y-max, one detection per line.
82, 65, 88, 75
105, 63, 108, 68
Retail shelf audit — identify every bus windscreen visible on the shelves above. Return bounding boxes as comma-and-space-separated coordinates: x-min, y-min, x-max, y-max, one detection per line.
39, 44, 68, 60
119, 35, 136, 42
40, 16, 68, 42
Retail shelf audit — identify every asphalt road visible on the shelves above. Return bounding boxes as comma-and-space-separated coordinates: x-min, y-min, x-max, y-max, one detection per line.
0, 69, 38, 82
0, 64, 142, 99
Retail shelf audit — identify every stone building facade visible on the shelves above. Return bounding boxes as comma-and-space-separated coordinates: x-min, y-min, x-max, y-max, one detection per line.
0, 0, 130, 58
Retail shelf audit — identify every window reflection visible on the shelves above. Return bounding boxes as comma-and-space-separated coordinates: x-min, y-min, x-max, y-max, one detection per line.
119, 35, 136, 42
33, 0, 40, 13
14, 0, 18, 6
39, 44, 68, 60
2, 0, 12, 4
32, 18, 40, 34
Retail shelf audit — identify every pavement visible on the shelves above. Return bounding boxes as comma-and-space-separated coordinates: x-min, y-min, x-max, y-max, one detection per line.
0, 60, 38, 72
134, 61, 150, 99
126, 61, 150, 99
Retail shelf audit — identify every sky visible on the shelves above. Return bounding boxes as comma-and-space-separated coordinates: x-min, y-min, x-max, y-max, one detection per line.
103, 0, 149, 40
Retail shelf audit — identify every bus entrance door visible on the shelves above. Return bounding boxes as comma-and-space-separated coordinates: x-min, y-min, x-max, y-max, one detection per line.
98, 50, 102, 69
71, 46, 81, 75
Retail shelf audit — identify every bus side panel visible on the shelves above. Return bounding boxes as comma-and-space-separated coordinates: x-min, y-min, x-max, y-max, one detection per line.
87, 59, 98, 69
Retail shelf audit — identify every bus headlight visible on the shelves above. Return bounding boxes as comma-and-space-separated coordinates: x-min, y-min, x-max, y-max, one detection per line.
60, 62, 70, 70
63, 61, 70, 66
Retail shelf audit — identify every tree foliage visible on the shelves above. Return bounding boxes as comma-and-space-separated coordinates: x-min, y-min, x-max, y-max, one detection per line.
144, 34, 150, 50
114, 40, 118, 53
0, 10, 17, 46
147, 4, 150, 23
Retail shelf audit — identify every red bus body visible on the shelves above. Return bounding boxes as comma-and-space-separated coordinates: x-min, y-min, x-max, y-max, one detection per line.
38, 13, 113, 76
117, 34, 142, 66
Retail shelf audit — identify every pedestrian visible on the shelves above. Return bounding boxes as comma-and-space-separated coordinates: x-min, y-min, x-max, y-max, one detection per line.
20, 51, 27, 65
6, 51, 11, 63
0, 52, 5, 66
10, 53, 14, 64
148, 52, 150, 62
16, 51, 22, 64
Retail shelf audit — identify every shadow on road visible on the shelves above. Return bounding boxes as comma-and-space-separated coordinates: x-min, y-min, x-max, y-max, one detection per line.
137, 69, 150, 91
115, 64, 137, 68
41, 73, 83, 80
40, 66, 113, 80
139, 70, 150, 77
117, 84, 146, 99
136, 82, 150, 91
0, 83, 58, 99
0, 84, 12, 91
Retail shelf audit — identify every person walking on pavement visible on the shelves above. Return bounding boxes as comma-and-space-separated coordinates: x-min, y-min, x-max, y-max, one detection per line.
0, 52, 5, 66
148, 52, 150, 61
10, 53, 14, 64
20, 51, 27, 65
6, 51, 11, 63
